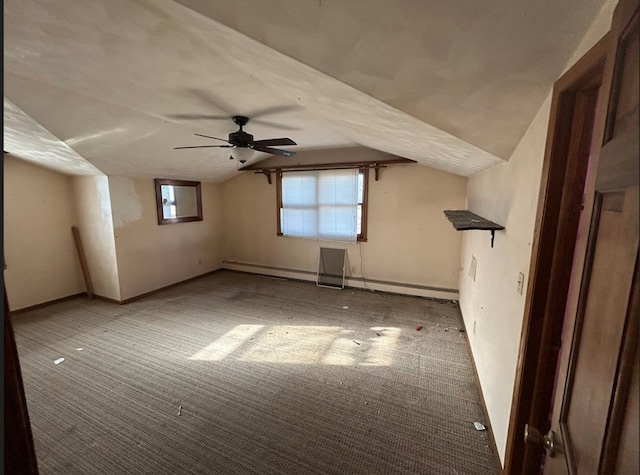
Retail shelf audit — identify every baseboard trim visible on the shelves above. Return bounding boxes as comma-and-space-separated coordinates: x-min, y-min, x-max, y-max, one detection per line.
119, 269, 224, 304
8, 293, 87, 314
459, 314, 504, 473
93, 295, 121, 305
9, 266, 458, 309
222, 261, 459, 301
8, 269, 225, 311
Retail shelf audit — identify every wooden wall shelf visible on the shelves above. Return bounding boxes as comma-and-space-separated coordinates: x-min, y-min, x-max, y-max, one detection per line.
444, 210, 505, 248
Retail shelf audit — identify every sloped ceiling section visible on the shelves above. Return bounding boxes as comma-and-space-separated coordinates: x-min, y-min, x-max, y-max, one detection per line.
4, 98, 104, 176
4, 0, 606, 181
177, 0, 608, 158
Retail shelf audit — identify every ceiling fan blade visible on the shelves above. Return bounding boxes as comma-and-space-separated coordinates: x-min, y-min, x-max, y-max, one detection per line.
251, 144, 296, 157
174, 145, 233, 149
249, 104, 300, 119
193, 133, 230, 143
251, 138, 297, 147
182, 88, 234, 113
249, 119, 302, 131
182, 89, 299, 120
176, 87, 301, 120
168, 113, 230, 121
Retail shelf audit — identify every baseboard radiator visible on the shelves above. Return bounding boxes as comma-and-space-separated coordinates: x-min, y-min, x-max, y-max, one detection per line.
222, 260, 458, 301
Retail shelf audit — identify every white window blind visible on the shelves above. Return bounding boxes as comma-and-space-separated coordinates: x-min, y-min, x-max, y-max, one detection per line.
281, 169, 359, 242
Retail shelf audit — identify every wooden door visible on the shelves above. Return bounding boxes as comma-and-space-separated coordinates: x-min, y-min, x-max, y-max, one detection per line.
544, 0, 639, 473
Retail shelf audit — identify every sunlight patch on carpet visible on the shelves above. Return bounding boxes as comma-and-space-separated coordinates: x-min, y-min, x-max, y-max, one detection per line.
188, 324, 265, 361
189, 324, 400, 366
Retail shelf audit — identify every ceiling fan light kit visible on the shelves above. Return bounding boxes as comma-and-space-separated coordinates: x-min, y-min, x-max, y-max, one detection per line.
174, 115, 297, 163
230, 146, 255, 163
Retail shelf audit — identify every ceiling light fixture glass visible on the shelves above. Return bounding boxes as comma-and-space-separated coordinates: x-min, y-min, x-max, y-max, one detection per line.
230, 146, 254, 163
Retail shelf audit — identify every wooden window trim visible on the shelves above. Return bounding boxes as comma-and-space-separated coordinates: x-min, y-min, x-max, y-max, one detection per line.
276, 170, 283, 236
357, 166, 369, 242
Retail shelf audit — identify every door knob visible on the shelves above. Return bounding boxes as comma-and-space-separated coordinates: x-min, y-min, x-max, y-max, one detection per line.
524, 424, 556, 457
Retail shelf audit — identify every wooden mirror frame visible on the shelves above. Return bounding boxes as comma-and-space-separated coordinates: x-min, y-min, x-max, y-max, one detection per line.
154, 178, 203, 225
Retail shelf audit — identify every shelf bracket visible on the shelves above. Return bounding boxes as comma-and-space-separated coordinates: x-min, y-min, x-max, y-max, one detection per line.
256, 170, 272, 184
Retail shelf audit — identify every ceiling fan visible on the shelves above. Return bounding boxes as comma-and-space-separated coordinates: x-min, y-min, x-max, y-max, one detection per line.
174, 115, 296, 163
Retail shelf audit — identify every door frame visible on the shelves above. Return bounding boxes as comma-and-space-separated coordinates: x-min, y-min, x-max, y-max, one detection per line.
502, 35, 610, 474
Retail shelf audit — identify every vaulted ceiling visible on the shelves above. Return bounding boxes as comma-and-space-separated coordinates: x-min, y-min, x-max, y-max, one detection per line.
4, 0, 608, 182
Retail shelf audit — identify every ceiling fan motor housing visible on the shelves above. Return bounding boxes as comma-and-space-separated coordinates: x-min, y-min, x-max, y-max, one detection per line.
228, 130, 253, 147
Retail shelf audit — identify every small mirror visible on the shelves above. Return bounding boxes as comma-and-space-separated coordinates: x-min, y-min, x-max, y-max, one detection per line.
154, 178, 203, 225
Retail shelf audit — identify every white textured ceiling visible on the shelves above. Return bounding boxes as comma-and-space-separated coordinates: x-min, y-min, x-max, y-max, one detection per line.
4, 0, 607, 181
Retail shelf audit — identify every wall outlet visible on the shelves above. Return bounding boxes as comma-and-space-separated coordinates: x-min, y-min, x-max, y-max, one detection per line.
517, 272, 525, 295
469, 256, 477, 281
351, 266, 356, 274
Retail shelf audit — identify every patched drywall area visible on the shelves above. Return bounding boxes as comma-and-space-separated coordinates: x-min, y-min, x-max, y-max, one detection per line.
223, 150, 466, 295
457, 0, 616, 464
3, 156, 84, 310
109, 177, 143, 228
109, 177, 224, 300
72, 176, 121, 300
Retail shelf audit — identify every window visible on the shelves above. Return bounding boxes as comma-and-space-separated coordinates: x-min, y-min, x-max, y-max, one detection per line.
277, 168, 368, 242
161, 184, 177, 218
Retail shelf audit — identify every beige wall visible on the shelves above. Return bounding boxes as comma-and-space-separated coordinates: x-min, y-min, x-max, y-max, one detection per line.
4, 163, 225, 306
109, 177, 224, 301
366, 165, 465, 289
223, 152, 466, 295
459, 100, 549, 463
72, 176, 121, 300
457, 0, 616, 464
3, 156, 84, 310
